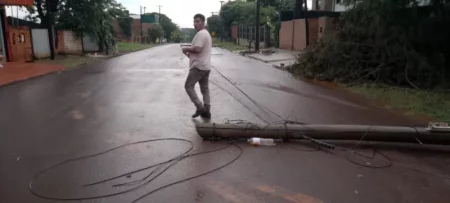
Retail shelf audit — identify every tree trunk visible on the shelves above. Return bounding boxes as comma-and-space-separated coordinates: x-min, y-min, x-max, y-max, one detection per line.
55, 29, 59, 49
36, 0, 48, 26
294, 0, 304, 19
304, 0, 309, 46
98, 37, 105, 52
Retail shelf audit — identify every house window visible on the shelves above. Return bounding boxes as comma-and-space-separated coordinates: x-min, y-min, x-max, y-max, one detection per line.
336, 0, 341, 4
20, 33, 25, 43
320, 27, 323, 33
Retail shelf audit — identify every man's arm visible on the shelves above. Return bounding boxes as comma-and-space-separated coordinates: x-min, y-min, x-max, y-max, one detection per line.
182, 32, 206, 54
182, 46, 202, 54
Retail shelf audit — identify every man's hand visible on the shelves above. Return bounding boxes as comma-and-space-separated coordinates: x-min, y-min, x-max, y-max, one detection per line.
182, 47, 190, 54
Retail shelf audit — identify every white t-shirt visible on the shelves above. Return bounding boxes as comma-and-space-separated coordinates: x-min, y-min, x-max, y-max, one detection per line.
189, 29, 212, 71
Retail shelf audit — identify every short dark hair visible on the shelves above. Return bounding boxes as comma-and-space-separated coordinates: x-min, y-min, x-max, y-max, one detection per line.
194, 14, 205, 22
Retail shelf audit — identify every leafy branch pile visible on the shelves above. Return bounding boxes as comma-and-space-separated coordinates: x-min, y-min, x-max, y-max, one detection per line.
289, 0, 450, 89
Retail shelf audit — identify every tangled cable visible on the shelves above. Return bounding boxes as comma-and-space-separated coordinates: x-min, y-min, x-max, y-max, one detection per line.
298, 132, 450, 179
223, 118, 450, 180
29, 138, 243, 203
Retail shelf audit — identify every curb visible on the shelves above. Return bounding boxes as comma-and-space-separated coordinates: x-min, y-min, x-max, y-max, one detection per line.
246, 54, 270, 63
0, 69, 63, 89
0, 46, 160, 88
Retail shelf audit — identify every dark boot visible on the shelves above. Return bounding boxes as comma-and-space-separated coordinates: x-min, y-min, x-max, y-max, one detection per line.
192, 106, 205, 118
201, 104, 211, 119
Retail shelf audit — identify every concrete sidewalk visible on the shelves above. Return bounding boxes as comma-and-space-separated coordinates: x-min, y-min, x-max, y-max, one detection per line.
0, 62, 64, 86
246, 49, 300, 69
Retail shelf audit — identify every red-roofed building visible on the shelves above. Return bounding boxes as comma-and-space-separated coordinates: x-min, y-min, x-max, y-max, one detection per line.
0, 0, 33, 4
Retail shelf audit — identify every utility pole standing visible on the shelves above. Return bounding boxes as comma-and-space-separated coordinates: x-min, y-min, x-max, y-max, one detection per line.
157, 5, 162, 24
294, 0, 303, 19
255, 0, 261, 51
157, 5, 162, 43
219, 1, 225, 42
304, 0, 309, 46
46, 0, 56, 60
140, 6, 143, 38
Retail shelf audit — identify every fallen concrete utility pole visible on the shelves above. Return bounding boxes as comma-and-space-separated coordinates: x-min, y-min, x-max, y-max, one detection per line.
195, 123, 450, 145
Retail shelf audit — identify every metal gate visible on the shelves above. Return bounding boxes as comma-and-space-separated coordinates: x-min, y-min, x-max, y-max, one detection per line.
31, 28, 50, 59
82, 35, 99, 52
237, 25, 270, 48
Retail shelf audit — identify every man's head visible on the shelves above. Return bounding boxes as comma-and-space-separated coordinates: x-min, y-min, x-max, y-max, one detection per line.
193, 14, 206, 31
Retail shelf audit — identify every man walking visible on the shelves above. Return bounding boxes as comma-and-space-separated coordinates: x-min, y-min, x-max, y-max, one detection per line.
111, 37, 118, 55
182, 14, 212, 119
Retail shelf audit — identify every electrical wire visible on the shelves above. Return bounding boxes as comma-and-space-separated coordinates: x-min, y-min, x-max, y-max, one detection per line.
131, 144, 243, 203
281, 139, 321, 152
219, 118, 450, 180
28, 138, 242, 202
212, 66, 287, 123
344, 125, 393, 169
302, 135, 450, 180
344, 148, 393, 169
212, 66, 313, 132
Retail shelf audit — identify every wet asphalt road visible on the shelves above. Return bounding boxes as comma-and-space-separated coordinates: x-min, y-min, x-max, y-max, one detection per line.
1, 44, 450, 203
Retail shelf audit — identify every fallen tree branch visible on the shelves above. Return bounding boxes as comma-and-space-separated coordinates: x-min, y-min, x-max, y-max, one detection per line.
346, 63, 384, 86
405, 65, 420, 89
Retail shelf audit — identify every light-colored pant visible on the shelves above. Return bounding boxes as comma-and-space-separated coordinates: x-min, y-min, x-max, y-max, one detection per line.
185, 67, 210, 109
111, 45, 118, 54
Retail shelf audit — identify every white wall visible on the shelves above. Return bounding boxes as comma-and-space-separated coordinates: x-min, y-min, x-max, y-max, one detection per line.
64, 31, 82, 54
82, 35, 99, 52
31, 29, 51, 59
0, 16, 5, 62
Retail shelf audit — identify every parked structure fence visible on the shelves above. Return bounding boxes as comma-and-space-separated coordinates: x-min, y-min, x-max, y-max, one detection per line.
232, 25, 271, 49
31, 29, 51, 59
30, 29, 100, 59
279, 16, 338, 51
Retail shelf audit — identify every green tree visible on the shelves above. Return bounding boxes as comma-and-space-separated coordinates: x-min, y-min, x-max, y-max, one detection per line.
25, 0, 61, 26
207, 15, 221, 36
170, 29, 184, 43
181, 28, 196, 42
291, 0, 450, 89
237, 3, 277, 26
246, 0, 284, 8
117, 15, 132, 37
239, 0, 295, 9
219, 0, 278, 37
56, 0, 127, 51
147, 12, 178, 42
279, 0, 296, 9
148, 24, 164, 43
26, 0, 128, 51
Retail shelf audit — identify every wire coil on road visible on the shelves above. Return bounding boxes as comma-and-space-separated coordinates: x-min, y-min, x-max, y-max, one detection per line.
28, 138, 242, 203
